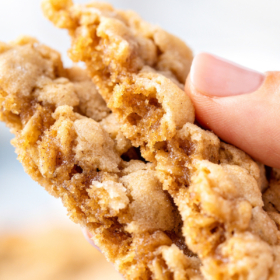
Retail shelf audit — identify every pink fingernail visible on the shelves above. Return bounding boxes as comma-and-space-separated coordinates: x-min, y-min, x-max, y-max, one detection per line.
190, 53, 264, 97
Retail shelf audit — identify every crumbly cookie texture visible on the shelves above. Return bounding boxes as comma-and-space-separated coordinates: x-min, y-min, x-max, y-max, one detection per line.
41, 1, 280, 279
0, 38, 201, 280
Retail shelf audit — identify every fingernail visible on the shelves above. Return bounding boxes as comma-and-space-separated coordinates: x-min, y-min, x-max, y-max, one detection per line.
190, 53, 264, 97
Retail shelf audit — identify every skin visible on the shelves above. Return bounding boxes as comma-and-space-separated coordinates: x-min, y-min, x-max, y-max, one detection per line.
185, 53, 280, 169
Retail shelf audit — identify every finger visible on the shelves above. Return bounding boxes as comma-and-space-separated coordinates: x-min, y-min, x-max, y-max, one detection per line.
185, 53, 280, 168
82, 227, 100, 252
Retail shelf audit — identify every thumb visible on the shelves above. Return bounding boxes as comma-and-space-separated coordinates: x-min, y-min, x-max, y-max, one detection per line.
185, 53, 280, 168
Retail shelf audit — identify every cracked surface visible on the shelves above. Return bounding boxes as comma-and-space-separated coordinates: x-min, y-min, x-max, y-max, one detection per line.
0, 37, 201, 280
41, 1, 280, 279
1, 1, 280, 280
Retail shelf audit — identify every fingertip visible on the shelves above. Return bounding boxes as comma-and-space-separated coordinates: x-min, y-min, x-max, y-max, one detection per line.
82, 227, 100, 251
185, 66, 217, 130
188, 52, 264, 97
185, 65, 280, 168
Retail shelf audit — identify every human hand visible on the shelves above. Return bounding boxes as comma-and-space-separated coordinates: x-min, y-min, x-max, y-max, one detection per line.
185, 53, 280, 169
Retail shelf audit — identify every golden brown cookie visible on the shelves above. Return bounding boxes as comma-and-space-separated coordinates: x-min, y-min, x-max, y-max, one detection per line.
0, 37, 201, 279
41, 1, 280, 279
1, 1, 280, 279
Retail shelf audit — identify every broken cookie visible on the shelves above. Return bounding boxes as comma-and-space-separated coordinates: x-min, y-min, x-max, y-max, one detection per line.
1, 1, 280, 280
42, 1, 280, 279
0, 37, 201, 279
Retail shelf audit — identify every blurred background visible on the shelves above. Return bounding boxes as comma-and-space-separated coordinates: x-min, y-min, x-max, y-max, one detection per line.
1, 0, 280, 279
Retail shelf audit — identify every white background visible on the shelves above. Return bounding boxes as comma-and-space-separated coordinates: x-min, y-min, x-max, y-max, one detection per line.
1, 0, 280, 232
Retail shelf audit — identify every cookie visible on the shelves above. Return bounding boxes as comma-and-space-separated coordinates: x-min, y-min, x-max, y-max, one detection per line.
1, 1, 280, 279
42, 1, 280, 279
